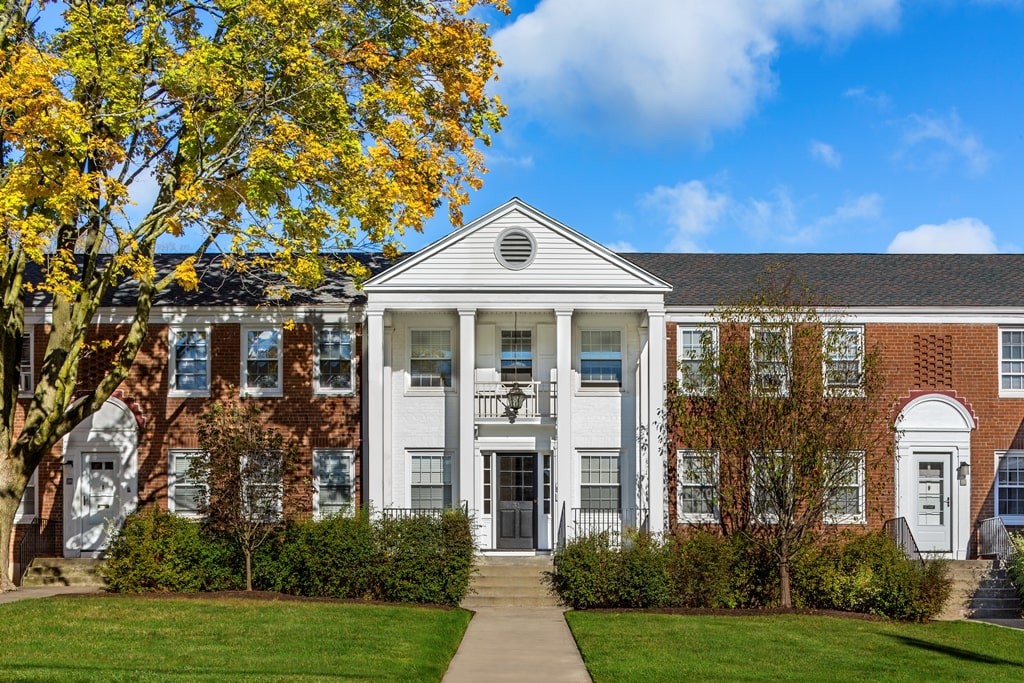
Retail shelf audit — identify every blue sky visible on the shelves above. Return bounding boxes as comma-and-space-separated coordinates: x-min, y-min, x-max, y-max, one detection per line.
403, 0, 1024, 255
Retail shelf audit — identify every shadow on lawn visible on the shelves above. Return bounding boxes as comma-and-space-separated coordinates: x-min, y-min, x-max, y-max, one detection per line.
886, 635, 1023, 667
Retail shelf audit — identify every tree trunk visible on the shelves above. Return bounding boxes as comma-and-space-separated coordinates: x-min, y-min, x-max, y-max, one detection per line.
0, 456, 26, 591
779, 556, 792, 608
244, 549, 252, 592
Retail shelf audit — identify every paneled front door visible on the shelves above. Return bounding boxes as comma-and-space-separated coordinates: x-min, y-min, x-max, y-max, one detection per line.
65, 451, 121, 556
497, 453, 536, 549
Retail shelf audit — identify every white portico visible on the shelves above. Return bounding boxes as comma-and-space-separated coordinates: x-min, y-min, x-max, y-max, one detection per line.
362, 199, 670, 550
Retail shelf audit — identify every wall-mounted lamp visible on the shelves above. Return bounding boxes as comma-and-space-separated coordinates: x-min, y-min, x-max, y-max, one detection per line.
957, 461, 970, 486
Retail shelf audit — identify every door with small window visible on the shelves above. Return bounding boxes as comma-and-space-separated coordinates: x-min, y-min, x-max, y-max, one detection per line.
911, 452, 953, 553
65, 452, 122, 555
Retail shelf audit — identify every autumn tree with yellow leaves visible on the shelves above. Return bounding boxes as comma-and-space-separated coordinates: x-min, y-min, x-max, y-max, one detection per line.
0, 0, 506, 590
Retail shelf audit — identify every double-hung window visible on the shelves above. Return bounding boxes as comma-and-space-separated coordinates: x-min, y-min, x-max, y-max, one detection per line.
580, 451, 620, 510
751, 326, 790, 396
314, 449, 354, 518
500, 329, 532, 383
824, 451, 866, 524
824, 326, 864, 395
168, 449, 205, 518
410, 451, 452, 510
18, 332, 32, 395
14, 469, 37, 523
410, 330, 452, 388
996, 451, 1024, 522
677, 325, 716, 393
581, 330, 622, 387
1000, 328, 1024, 395
750, 451, 791, 523
242, 327, 283, 396
677, 450, 718, 521
315, 326, 354, 394
169, 328, 210, 396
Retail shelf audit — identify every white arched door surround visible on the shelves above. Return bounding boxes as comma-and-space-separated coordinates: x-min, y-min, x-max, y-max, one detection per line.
62, 398, 139, 558
895, 393, 975, 559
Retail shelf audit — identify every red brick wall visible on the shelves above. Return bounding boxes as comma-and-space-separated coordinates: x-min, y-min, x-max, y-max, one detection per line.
664, 321, 1024, 546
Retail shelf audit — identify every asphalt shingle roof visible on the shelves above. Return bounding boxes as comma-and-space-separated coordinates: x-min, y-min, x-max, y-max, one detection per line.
620, 253, 1024, 308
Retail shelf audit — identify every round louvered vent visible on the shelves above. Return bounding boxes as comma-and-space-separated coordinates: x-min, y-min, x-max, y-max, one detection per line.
494, 228, 536, 270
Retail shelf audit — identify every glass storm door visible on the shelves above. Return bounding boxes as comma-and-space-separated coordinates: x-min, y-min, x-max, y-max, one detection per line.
912, 453, 952, 553
497, 454, 536, 549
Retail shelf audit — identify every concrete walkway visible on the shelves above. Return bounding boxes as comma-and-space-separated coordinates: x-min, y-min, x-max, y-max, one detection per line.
0, 585, 102, 604
443, 607, 591, 683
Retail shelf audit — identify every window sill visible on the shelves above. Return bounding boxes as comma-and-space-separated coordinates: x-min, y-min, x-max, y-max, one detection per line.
678, 514, 719, 524
240, 388, 283, 398
577, 385, 623, 398
13, 514, 36, 525
169, 390, 211, 399
314, 389, 355, 398
824, 516, 866, 526
999, 515, 1024, 526
824, 387, 866, 398
404, 387, 455, 397
998, 390, 1024, 399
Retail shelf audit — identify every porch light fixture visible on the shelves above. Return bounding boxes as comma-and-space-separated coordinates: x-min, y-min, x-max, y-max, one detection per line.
957, 461, 970, 486
499, 312, 527, 423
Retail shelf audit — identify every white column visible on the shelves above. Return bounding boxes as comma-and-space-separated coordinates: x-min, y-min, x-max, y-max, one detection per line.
646, 309, 666, 535
554, 308, 574, 544
458, 308, 476, 510
366, 309, 385, 513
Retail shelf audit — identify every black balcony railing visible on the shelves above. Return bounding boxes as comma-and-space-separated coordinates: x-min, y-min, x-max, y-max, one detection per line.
571, 507, 644, 547
382, 502, 469, 520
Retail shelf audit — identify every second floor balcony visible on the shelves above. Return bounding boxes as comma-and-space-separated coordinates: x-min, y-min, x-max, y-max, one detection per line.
474, 380, 557, 422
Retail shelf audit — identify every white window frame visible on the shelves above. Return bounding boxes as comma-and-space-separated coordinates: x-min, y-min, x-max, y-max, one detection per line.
677, 450, 718, 523
13, 469, 38, 523
241, 451, 284, 521
749, 451, 791, 524
169, 327, 211, 397
750, 325, 791, 397
313, 449, 355, 519
824, 451, 866, 525
18, 330, 33, 396
168, 449, 205, 519
580, 329, 623, 389
995, 450, 1024, 524
823, 325, 864, 397
241, 326, 284, 397
500, 328, 533, 383
999, 327, 1024, 397
408, 450, 452, 510
313, 326, 355, 395
579, 450, 621, 511
677, 325, 717, 394
409, 329, 453, 390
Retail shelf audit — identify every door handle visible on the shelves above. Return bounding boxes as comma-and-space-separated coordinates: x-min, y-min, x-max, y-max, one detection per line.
945, 496, 951, 507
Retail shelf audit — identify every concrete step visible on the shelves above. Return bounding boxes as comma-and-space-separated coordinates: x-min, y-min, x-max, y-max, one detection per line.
462, 555, 560, 608
461, 595, 560, 608
969, 608, 1022, 619
939, 560, 1022, 622
21, 558, 107, 588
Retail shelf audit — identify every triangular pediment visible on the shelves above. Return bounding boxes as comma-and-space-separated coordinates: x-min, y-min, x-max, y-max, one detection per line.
365, 199, 670, 294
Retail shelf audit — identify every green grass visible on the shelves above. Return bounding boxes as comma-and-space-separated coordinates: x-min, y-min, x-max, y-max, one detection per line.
566, 612, 1024, 682
0, 595, 470, 682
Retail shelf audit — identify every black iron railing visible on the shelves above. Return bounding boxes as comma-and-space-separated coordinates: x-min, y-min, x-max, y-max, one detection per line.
16, 517, 60, 585
382, 501, 469, 520
978, 516, 1017, 567
883, 517, 923, 564
571, 507, 644, 547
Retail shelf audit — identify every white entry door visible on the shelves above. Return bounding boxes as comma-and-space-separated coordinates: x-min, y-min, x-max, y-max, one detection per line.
65, 452, 121, 557
911, 452, 953, 554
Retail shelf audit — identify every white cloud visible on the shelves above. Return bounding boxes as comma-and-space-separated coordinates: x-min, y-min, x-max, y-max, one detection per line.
494, 0, 899, 141
485, 152, 535, 168
641, 180, 729, 251
604, 240, 638, 253
825, 193, 883, 224
898, 111, 991, 176
843, 86, 891, 109
886, 217, 999, 253
809, 140, 842, 168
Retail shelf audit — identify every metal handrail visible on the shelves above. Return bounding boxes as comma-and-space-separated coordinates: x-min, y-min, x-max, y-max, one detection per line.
382, 501, 469, 520
16, 516, 60, 585
570, 507, 644, 548
883, 517, 924, 564
978, 516, 1017, 567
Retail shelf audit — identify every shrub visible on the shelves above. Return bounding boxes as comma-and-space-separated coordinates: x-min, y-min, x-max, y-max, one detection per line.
374, 509, 475, 605
668, 530, 777, 608
793, 532, 952, 621
104, 507, 241, 592
551, 532, 672, 609
1008, 532, 1024, 601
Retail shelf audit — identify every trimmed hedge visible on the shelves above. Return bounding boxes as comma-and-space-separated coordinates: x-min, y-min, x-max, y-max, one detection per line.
793, 532, 952, 622
1008, 532, 1024, 601
105, 508, 475, 606
103, 507, 242, 592
550, 529, 950, 621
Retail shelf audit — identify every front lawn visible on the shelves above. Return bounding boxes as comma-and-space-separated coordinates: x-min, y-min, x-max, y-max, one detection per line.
0, 595, 470, 682
566, 612, 1024, 682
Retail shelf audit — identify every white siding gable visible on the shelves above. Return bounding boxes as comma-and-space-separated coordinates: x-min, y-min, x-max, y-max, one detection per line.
365, 199, 670, 294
